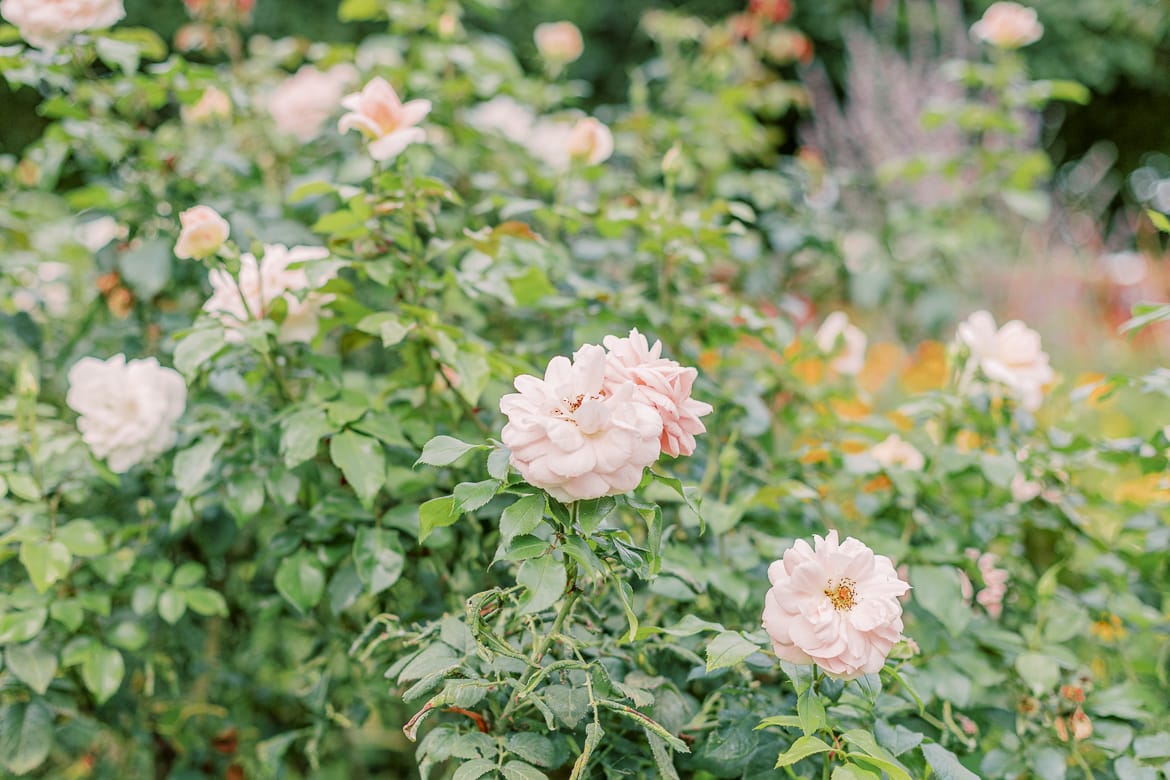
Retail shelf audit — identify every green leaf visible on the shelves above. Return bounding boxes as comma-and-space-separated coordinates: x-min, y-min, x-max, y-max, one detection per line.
509, 266, 557, 307
419, 496, 459, 542
575, 496, 616, 535
19, 540, 71, 593
1148, 209, 1170, 233
453, 480, 501, 513
280, 408, 335, 468
506, 733, 556, 768
186, 588, 229, 617
55, 520, 106, 557
1015, 652, 1061, 695
502, 760, 548, 780
174, 327, 226, 377
832, 765, 882, 780
0, 700, 52, 775
909, 566, 971, 636
920, 743, 979, 780
172, 562, 205, 587
452, 758, 496, 780
797, 688, 826, 736
979, 453, 1016, 488
353, 527, 405, 596
646, 730, 682, 780
775, 735, 833, 768
356, 312, 411, 346
0, 609, 47, 644
117, 240, 171, 298
81, 645, 124, 705
706, 631, 760, 672
158, 589, 187, 624
516, 556, 566, 614
5, 643, 57, 695
95, 36, 140, 73
338, 0, 381, 21
500, 494, 546, 543
416, 435, 482, 467
330, 431, 386, 509
841, 730, 912, 780
174, 436, 225, 496
275, 552, 325, 615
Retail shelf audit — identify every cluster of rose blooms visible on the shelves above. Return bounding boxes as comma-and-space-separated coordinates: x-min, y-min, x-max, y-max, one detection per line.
11, 0, 1054, 685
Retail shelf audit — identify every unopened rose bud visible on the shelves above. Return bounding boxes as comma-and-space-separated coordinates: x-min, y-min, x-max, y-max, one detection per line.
566, 117, 614, 166
534, 21, 583, 65
174, 205, 230, 260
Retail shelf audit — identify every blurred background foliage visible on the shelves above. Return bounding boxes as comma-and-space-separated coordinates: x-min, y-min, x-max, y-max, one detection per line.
4, 0, 1170, 184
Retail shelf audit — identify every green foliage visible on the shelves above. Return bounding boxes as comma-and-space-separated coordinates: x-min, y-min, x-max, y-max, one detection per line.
0, 1, 1168, 779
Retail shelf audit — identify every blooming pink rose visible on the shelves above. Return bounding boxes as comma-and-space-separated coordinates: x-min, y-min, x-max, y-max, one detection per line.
970, 2, 1043, 49
815, 311, 867, 376
534, 21, 584, 65
957, 310, 1053, 412
0, 0, 124, 49
338, 77, 431, 162
602, 328, 712, 457
500, 344, 663, 502
203, 244, 333, 343
566, 117, 614, 166
269, 65, 357, 142
174, 205, 229, 260
762, 530, 911, 679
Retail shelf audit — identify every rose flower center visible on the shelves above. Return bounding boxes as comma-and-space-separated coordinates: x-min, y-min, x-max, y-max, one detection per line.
824, 578, 858, 611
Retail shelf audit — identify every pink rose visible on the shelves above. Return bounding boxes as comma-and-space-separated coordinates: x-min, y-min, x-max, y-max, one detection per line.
868, 434, 925, 472
970, 2, 1043, 49
534, 21, 584, 65
182, 86, 232, 124
602, 329, 712, 458
566, 117, 614, 165
0, 0, 124, 49
500, 344, 663, 502
174, 205, 229, 260
338, 77, 431, 162
957, 310, 1053, 412
762, 530, 911, 679
203, 244, 333, 344
269, 65, 357, 143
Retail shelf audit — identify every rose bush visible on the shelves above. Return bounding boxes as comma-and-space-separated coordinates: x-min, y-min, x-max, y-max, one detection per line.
0, 0, 1168, 778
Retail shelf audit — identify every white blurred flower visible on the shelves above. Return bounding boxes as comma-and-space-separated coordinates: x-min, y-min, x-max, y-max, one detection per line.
268, 65, 358, 142
869, 434, 925, 472
75, 216, 124, 253
338, 77, 431, 162
67, 354, 186, 473
0, 0, 124, 49
761, 530, 911, 679
970, 2, 1043, 49
815, 311, 867, 376
1011, 473, 1042, 502
464, 96, 537, 144
203, 244, 334, 343
957, 310, 1054, 412
534, 21, 584, 65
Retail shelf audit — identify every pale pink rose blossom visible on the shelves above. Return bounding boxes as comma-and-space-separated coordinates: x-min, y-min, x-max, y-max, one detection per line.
269, 65, 358, 142
0, 0, 124, 49
67, 355, 186, 473
203, 244, 333, 344
182, 86, 231, 124
338, 77, 431, 162
174, 205, 230, 260
957, 310, 1054, 412
970, 2, 1043, 49
869, 434, 925, 472
534, 21, 584, 65
761, 530, 911, 679
815, 311, 867, 376
602, 328, 713, 457
1011, 473, 1042, 502
499, 344, 663, 502
974, 552, 1008, 619
566, 117, 614, 166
